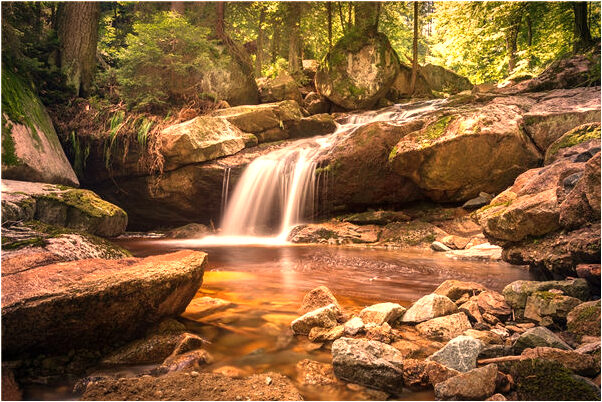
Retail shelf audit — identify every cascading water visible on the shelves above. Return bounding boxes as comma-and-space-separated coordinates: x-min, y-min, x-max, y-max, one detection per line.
197, 100, 444, 245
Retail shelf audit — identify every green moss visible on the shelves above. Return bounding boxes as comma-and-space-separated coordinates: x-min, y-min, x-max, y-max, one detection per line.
534, 291, 561, 301
510, 359, 600, 400
417, 115, 455, 143
547, 123, 601, 158
40, 189, 124, 219
574, 303, 600, 323
1, 236, 46, 250
1, 115, 20, 166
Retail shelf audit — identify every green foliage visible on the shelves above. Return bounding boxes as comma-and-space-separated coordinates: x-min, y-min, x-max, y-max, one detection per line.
115, 12, 222, 112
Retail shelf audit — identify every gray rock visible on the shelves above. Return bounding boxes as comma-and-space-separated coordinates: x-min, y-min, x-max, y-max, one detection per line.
462, 192, 493, 209
434, 364, 498, 400
416, 312, 472, 341
513, 326, 572, 353
427, 335, 484, 372
291, 304, 340, 335
431, 241, 452, 252
344, 317, 365, 336
359, 302, 406, 325
401, 294, 458, 323
331, 337, 404, 394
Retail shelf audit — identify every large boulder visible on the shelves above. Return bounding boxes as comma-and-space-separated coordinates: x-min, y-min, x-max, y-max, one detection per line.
1, 179, 127, 237
389, 103, 542, 202
316, 30, 400, 110
331, 337, 404, 393
420, 64, 473, 94
387, 64, 432, 101
1, 250, 206, 357
1, 70, 79, 187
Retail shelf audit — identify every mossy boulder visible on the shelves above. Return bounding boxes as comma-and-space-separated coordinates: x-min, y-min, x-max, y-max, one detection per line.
509, 358, 601, 400
544, 122, 601, 165
390, 103, 542, 202
420, 64, 473, 95
315, 30, 400, 110
502, 278, 590, 315
257, 71, 302, 104
1, 179, 127, 237
1, 69, 78, 187
567, 300, 601, 340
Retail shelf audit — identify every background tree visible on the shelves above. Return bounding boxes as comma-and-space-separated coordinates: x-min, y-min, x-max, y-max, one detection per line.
57, 2, 101, 97
410, 1, 419, 93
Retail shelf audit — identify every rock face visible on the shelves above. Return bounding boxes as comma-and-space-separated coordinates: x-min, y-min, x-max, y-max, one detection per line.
331, 337, 404, 393
1, 180, 127, 237
420, 64, 473, 94
1, 250, 206, 357
434, 364, 498, 400
401, 294, 458, 323
427, 335, 483, 372
389, 103, 542, 202
1, 70, 79, 187
257, 72, 302, 104
315, 31, 400, 109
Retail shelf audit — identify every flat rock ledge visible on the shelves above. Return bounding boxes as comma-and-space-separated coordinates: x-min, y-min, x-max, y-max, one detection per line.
1, 250, 206, 357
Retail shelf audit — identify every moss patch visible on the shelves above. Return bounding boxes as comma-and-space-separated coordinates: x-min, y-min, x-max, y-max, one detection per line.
547, 123, 601, 159
1, 236, 46, 250
39, 189, 125, 218
1, 115, 21, 166
416, 115, 455, 145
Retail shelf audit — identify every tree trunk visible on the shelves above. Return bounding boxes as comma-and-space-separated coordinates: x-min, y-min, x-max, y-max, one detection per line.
573, 1, 593, 52
271, 23, 280, 63
347, 2, 353, 30
327, 2, 333, 50
57, 2, 101, 97
337, 2, 346, 34
354, 2, 380, 33
410, 1, 419, 94
255, 7, 265, 77
216, 2, 225, 38
287, 2, 301, 73
505, 12, 522, 74
171, 2, 185, 14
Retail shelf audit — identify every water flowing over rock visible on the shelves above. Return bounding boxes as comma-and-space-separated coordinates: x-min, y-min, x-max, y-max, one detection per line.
1, 70, 79, 187
331, 337, 404, 394
1, 250, 206, 357
401, 294, 458, 323
427, 335, 484, 372
315, 31, 399, 109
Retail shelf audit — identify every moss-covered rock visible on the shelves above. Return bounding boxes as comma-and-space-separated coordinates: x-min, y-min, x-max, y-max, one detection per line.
1, 179, 127, 237
509, 358, 601, 400
315, 30, 400, 110
544, 122, 601, 165
257, 71, 302, 104
420, 64, 473, 95
567, 300, 601, 340
1, 69, 79, 186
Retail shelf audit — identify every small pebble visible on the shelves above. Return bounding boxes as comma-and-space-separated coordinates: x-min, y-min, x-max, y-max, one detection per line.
190, 371, 199, 377
265, 376, 273, 385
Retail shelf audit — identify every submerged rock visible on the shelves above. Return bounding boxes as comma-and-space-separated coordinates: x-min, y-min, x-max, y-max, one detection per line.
434, 364, 498, 401
331, 337, 404, 394
181, 297, 235, 320
401, 294, 458, 323
1, 250, 206, 357
427, 335, 484, 372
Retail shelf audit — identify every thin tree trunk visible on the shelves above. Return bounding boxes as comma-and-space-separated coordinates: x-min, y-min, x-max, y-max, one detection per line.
57, 1, 101, 97
216, 2, 225, 38
337, 2, 346, 34
255, 7, 265, 77
354, 2, 379, 33
347, 2, 352, 29
288, 2, 301, 73
271, 23, 280, 63
327, 2, 333, 50
573, 1, 593, 52
505, 12, 522, 74
410, 1, 419, 94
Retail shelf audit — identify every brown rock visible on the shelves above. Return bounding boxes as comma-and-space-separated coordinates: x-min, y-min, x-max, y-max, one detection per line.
402, 358, 459, 390
576, 264, 601, 290
1, 250, 206, 357
441, 235, 471, 250
296, 359, 337, 386
434, 363, 498, 400
155, 349, 213, 374
477, 291, 512, 318
300, 286, 341, 314
567, 300, 601, 340
308, 325, 345, 342
521, 346, 599, 376
434, 280, 488, 302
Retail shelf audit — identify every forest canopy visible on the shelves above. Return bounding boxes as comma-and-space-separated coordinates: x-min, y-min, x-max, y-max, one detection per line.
2, 1, 600, 113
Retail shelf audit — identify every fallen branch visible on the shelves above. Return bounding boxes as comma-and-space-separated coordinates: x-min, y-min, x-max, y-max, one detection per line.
478, 355, 524, 365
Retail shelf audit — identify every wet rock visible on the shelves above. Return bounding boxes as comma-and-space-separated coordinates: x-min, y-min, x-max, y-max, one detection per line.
427, 335, 484, 372
287, 222, 380, 244
477, 291, 512, 318
257, 72, 302, 104
512, 326, 572, 353
316, 31, 399, 109
567, 300, 601, 340
1, 180, 127, 237
462, 192, 494, 210
430, 241, 452, 252
401, 358, 459, 390
331, 337, 404, 394
502, 278, 590, 317
440, 235, 470, 250
154, 349, 213, 374
434, 363, 498, 401
308, 325, 345, 342
343, 317, 365, 336
299, 286, 341, 315
434, 280, 488, 302
401, 294, 458, 323
509, 358, 601, 401
416, 312, 472, 341
1, 70, 79, 187
521, 347, 599, 376
291, 304, 340, 335
81, 371, 302, 401
2, 250, 206, 357
164, 223, 212, 239
181, 297, 235, 320
359, 302, 406, 325
390, 103, 541, 203
286, 114, 337, 139
296, 359, 337, 386
523, 291, 581, 326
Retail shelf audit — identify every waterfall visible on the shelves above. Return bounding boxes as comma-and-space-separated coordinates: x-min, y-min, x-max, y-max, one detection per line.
197, 100, 444, 245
